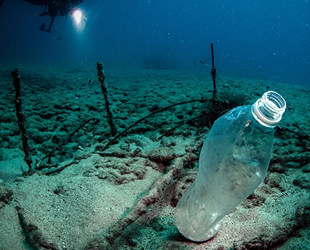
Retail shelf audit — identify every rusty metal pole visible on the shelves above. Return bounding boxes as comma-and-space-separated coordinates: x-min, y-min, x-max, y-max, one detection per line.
210, 43, 217, 100
96, 61, 117, 136
11, 69, 32, 171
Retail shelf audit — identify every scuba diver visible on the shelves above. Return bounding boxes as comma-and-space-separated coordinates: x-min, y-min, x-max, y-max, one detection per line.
0, 0, 84, 33
25, 0, 84, 33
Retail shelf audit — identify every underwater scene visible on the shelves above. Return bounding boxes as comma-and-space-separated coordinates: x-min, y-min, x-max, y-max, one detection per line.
0, 1, 310, 249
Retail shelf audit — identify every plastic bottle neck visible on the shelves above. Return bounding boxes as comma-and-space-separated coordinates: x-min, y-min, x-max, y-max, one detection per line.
251, 91, 286, 128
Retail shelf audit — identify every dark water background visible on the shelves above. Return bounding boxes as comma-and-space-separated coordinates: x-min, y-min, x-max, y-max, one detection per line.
0, 0, 309, 86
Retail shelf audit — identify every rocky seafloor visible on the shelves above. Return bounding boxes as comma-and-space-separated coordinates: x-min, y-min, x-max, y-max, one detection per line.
0, 67, 309, 250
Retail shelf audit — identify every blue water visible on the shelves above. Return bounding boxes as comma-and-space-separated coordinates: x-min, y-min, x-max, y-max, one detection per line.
0, 0, 309, 86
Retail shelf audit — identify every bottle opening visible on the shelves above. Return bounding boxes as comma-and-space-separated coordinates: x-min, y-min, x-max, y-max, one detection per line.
252, 91, 286, 127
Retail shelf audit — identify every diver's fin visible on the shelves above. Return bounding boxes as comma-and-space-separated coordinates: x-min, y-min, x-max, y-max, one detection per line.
39, 23, 46, 31
39, 5, 48, 16
44, 16, 54, 33
39, 11, 48, 16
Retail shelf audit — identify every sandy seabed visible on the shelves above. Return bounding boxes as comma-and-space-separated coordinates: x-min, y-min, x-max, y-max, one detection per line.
0, 67, 310, 250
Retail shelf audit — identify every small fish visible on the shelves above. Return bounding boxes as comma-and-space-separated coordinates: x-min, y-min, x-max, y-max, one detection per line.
200, 57, 211, 64
88, 78, 92, 84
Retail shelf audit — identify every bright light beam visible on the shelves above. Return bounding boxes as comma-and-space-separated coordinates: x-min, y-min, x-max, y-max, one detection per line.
73, 9, 82, 25
71, 8, 86, 32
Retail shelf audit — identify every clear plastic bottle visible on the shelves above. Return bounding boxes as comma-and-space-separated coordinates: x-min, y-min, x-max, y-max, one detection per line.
174, 91, 286, 242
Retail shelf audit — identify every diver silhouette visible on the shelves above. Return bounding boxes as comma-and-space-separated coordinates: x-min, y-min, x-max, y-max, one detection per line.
24, 0, 84, 33
0, 0, 84, 33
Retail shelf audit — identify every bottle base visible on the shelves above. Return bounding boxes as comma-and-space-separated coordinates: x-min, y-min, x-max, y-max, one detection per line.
178, 221, 222, 242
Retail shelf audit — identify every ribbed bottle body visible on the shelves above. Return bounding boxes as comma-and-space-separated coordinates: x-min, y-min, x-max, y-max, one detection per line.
175, 104, 276, 242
